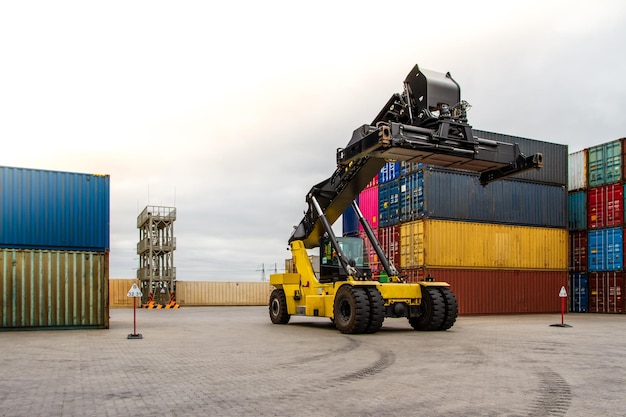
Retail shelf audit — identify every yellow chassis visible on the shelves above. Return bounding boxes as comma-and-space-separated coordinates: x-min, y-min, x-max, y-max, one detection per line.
269, 240, 449, 319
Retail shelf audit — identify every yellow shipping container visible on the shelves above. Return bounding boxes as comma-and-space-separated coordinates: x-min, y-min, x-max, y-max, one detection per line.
400, 219, 568, 270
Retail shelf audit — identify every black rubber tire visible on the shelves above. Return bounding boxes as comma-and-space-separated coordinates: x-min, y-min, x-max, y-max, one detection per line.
438, 287, 458, 330
269, 289, 290, 324
408, 286, 445, 331
364, 287, 385, 334
333, 285, 370, 334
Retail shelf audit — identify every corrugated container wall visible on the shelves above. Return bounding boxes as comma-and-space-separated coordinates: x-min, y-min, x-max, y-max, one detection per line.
412, 167, 566, 227
568, 149, 588, 191
473, 129, 568, 185
587, 184, 623, 229
0, 166, 110, 251
569, 231, 588, 272
0, 249, 109, 329
568, 191, 587, 230
341, 198, 359, 237
589, 272, 623, 313
569, 273, 588, 312
402, 268, 567, 315
588, 140, 622, 188
378, 161, 400, 184
378, 180, 399, 227
357, 186, 378, 232
588, 228, 623, 272
399, 220, 568, 270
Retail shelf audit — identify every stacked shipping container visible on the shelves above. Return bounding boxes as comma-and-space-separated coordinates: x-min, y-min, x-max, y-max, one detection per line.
344, 129, 569, 315
568, 140, 625, 313
0, 166, 110, 329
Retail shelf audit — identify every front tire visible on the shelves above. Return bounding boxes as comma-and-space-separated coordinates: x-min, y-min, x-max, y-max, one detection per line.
408, 286, 445, 331
333, 285, 370, 334
269, 289, 290, 324
364, 287, 385, 334
438, 287, 458, 330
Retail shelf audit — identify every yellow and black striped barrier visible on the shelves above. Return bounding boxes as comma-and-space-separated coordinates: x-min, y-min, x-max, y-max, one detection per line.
142, 301, 180, 309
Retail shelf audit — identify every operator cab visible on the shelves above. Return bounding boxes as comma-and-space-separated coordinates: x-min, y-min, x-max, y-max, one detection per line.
319, 236, 371, 282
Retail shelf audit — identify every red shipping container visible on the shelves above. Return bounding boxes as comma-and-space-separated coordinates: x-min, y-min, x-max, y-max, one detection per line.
569, 231, 588, 272
364, 175, 378, 190
378, 225, 400, 271
357, 186, 379, 233
400, 268, 567, 315
358, 230, 381, 275
589, 272, 623, 313
587, 184, 624, 229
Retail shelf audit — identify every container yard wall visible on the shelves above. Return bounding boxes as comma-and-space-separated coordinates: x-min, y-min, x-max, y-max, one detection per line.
0, 249, 109, 329
416, 167, 567, 227
176, 281, 273, 306
0, 166, 110, 251
568, 191, 587, 231
588, 140, 622, 187
109, 278, 141, 308
569, 272, 588, 312
568, 149, 588, 191
474, 129, 568, 185
589, 272, 623, 313
402, 268, 567, 315
588, 228, 623, 272
587, 184, 623, 229
569, 231, 588, 272
400, 220, 568, 270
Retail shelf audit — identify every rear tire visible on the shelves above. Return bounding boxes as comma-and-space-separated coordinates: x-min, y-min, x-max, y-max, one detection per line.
408, 286, 445, 331
438, 287, 458, 330
269, 289, 290, 324
364, 287, 385, 334
333, 285, 370, 334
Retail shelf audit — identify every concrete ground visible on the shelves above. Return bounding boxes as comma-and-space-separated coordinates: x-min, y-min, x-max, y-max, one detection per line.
0, 307, 624, 417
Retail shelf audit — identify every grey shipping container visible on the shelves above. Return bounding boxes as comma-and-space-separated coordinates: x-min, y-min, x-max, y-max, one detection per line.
400, 166, 567, 228
474, 129, 568, 186
0, 166, 110, 252
0, 249, 109, 329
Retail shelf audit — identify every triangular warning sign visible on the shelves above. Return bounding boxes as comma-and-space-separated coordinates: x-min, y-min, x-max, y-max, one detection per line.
127, 283, 143, 297
559, 286, 567, 298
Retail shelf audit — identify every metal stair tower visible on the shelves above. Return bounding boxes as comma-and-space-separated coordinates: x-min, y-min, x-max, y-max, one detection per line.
136, 206, 177, 306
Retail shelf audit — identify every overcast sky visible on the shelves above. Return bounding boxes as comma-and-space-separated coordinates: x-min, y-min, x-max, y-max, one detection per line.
2, 1, 626, 281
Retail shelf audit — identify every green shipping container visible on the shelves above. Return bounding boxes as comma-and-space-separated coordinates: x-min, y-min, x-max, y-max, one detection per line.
588, 140, 622, 188
0, 249, 109, 329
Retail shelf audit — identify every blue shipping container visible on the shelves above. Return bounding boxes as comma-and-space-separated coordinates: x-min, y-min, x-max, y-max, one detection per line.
341, 197, 359, 237
378, 162, 400, 184
569, 272, 588, 313
378, 180, 399, 227
588, 228, 623, 272
568, 191, 587, 231
399, 167, 567, 228
0, 166, 110, 251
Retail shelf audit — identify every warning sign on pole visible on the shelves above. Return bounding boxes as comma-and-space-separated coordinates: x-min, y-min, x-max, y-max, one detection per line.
550, 286, 572, 328
127, 283, 143, 298
127, 283, 143, 339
